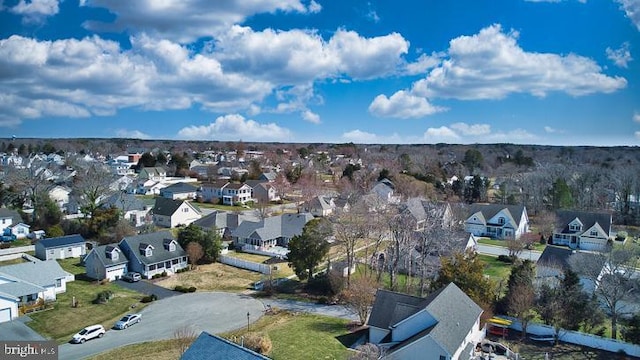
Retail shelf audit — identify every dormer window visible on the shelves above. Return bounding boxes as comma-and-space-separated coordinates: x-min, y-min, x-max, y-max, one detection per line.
498, 217, 505, 225
163, 239, 176, 252
105, 246, 119, 260
570, 224, 582, 231
139, 243, 154, 257
590, 230, 598, 236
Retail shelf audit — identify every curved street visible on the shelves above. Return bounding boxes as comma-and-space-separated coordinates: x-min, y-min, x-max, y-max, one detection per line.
58, 292, 265, 360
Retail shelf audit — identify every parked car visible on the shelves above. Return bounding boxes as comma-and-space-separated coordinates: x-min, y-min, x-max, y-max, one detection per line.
122, 272, 141, 282
71, 325, 105, 344
114, 313, 141, 329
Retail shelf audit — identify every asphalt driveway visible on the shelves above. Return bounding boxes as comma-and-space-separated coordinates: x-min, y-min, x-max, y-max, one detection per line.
114, 279, 179, 299
58, 292, 265, 360
0, 316, 45, 341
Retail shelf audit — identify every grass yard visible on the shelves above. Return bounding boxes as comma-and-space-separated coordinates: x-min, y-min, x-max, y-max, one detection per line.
478, 237, 546, 251
194, 202, 249, 211
494, 338, 628, 360
222, 310, 353, 360
155, 262, 263, 292
478, 254, 513, 281
88, 339, 184, 360
28, 275, 147, 343
0, 257, 28, 266
226, 250, 295, 278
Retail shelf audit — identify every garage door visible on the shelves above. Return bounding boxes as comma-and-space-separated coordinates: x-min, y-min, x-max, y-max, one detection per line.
0, 308, 11, 323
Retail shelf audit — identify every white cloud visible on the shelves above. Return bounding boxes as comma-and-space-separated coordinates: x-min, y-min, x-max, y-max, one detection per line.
115, 129, 151, 139
177, 114, 292, 141
412, 24, 626, 100
10, 0, 59, 22
368, 90, 446, 118
544, 126, 562, 133
308, 0, 321, 13
606, 42, 633, 68
485, 128, 537, 142
450, 122, 491, 136
81, 0, 311, 43
404, 52, 445, 75
341, 130, 405, 144
424, 126, 460, 141
634, 131, 640, 139
616, 0, 640, 31
633, 111, 640, 122
302, 110, 321, 124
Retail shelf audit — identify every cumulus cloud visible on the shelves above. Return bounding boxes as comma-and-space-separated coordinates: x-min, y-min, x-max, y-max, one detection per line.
115, 129, 151, 139
301, 110, 321, 124
412, 24, 626, 100
544, 126, 562, 133
81, 0, 313, 43
450, 122, 491, 136
341, 129, 405, 144
404, 52, 445, 75
636, 131, 640, 139
9, 0, 59, 22
616, 0, 640, 31
308, 0, 321, 13
424, 126, 460, 141
368, 90, 446, 118
633, 111, 640, 122
606, 42, 633, 68
177, 114, 292, 141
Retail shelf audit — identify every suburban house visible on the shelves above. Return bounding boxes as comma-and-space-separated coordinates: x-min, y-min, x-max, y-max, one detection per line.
535, 245, 597, 292
252, 182, 280, 203
119, 232, 188, 279
367, 178, 401, 208
552, 210, 613, 251
232, 213, 314, 251
160, 182, 199, 200
258, 171, 277, 182
48, 185, 72, 213
305, 195, 336, 217
0, 208, 23, 232
464, 204, 529, 240
100, 192, 151, 227
198, 181, 253, 205
366, 282, 484, 360
181, 331, 270, 360
0, 261, 74, 323
138, 167, 167, 182
152, 198, 202, 228
193, 211, 260, 241
6, 223, 30, 239
34, 234, 86, 261
84, 244, 129, 281
400, 198, 454, 231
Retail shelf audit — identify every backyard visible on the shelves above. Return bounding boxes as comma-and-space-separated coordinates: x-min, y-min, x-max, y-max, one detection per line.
27, 258, 148, 343
155, 262, 263, 292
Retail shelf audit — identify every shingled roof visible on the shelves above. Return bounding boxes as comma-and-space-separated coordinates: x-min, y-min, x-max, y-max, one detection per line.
467, 204, 526, 227
38, 234, 85, 249
556, 210, 612, 235
368, 283, 483, 357
232, 213, 313, 241
181, 331, 270, 360
120, 231, 186, 265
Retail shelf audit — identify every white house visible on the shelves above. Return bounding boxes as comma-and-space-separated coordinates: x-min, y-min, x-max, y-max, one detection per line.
34, 234, 86, 261
119, 232, 188, 279
367, 283, 484, 360
0, 261, 74, 323
138, 167, 167, 182
48, 185, 72, 213
197, 181, 253, 205
160, 182, 198, 200
552, 210, 613, 251
84, 244, 129, 281
465, 204, 529, 240
152, 198, 202, 228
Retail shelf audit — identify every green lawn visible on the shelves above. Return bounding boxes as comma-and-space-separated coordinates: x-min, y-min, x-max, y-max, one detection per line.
223, 311, 353, 360
478, 254, 513, 281
195, 202, 250, 211
27, 259, 147, 343
477, 237, 546, 251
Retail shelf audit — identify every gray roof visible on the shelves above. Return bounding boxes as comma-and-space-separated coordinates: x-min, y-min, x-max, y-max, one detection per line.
468, 204, 526, 227
368, 283, 482, 357
556, 210, 612, 236
193, 211, 229, 230
120, 231, 186, 265
232, 213, 314, 241
153, 198, 200, 216
0, 281, 44, 300
161, 182, 198, 194
244, 179, 267, 189
0, 208, 22, 224
309, 196, 333, 211
0, 260, 72, 288
101, 193, 146, 212
88, 244, 129, 268
38, 234, 85, 249
181, 331, 270, 360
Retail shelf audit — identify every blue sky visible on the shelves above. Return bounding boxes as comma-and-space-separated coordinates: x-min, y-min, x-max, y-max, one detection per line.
1, 0, 639, 145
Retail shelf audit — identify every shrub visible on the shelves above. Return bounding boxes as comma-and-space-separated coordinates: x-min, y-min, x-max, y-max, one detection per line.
0, 243, 10, 249
152, 271, 168, 279
141, 294, 158, 303
497, 255, 515, 263
176, 267, 190, 274
243, 332, 272, 355
616, 231, 628, 242
93, 290, 114, 304
174, 285, 197, 293
188, 286, 196, 293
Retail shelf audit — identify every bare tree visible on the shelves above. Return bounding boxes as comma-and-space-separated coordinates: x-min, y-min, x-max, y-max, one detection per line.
72, 162, 115, 220
507, 283, 537, 339
333, 200, 369, 287
569, 245, 640, 339
5, 161, 57, 223
506, 238, 525, 258
386, 210, 414, 292
173, 325, 197, 355
186, 241, 204, 269
340, 274, 378, 325
349, 343, 386, 360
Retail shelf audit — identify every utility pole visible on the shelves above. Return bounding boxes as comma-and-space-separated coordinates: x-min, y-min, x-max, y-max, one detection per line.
247, 311, 250, 331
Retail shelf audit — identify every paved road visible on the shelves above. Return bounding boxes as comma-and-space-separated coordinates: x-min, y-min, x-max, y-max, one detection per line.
114, 279, 180, 299
477, 244, 542, 262
58, 292, 264, 360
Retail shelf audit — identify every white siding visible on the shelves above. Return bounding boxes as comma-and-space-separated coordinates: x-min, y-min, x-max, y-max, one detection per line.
0, 298, 17, 323
369, 326, 390, 344
386, 336, 447, 360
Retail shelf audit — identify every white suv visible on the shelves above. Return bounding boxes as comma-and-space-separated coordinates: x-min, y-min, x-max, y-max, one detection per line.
71, 325, 106, 344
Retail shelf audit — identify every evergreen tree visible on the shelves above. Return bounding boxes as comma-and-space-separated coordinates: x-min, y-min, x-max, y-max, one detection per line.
287, 219, 332, 281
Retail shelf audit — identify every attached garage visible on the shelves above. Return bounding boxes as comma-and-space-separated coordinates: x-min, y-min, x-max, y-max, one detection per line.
0, 308, 11, 323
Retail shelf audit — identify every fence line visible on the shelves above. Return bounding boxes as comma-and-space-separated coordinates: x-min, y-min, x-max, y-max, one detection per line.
219, 255, 271, 274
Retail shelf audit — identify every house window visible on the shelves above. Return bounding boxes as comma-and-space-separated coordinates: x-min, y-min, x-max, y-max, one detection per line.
157, 262, 165, 269
590, 230, 598, 236
56, 279, 62, 287
498, 217, 505, 224
149, 264, 156, 270
172, 259, 179, 265
440, 356, 447, 360
570, 224, 581, 231
68, 247, 72, 252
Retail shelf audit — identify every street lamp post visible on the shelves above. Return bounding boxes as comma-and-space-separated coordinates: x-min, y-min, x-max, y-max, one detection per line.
247, 311, 250, 331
